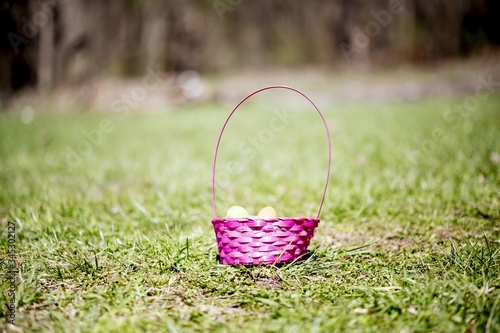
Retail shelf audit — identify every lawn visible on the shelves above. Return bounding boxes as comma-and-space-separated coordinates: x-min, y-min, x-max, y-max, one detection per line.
0, 91, 499, 332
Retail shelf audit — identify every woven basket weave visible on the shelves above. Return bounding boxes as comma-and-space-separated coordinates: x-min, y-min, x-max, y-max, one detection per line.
211, 85, 331, 266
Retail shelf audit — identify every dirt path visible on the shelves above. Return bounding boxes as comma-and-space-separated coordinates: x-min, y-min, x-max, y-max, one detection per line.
213, 54, 500, 107
7, 53, 500, 112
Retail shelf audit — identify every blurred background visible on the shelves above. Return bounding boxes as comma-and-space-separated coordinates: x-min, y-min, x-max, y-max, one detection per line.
1, 0, 500, 110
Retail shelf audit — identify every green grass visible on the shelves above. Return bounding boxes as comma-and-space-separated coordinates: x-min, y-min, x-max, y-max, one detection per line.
0, 92, 499, 332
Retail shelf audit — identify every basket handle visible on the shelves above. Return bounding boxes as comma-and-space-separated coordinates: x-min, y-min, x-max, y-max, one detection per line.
212, 85, 331, 219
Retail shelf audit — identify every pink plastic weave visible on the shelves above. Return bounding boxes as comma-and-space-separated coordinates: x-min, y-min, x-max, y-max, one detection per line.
212, 85, 331, 266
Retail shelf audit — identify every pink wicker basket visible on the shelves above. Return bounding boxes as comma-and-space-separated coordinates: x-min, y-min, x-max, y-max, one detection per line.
211, 85, 331, 266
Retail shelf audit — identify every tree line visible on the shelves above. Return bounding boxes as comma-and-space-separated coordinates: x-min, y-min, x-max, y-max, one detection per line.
0, 0, 498, 97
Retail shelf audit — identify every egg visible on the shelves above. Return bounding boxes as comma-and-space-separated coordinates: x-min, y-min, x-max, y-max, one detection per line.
257, 206, 277, 218
226, 206, 250, 218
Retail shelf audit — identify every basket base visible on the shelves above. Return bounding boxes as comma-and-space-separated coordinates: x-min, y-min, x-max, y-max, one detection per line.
218, 250, 304, 266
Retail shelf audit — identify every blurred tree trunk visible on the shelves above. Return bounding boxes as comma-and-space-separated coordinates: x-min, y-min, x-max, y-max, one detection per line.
0, 0, 37, 100
141, 0, 168, 70
414, 0, 468, 59
36, 0, 54, 92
